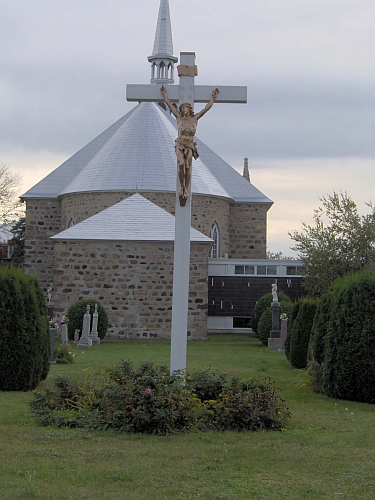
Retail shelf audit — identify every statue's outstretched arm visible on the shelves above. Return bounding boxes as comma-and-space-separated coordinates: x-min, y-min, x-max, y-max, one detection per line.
195, 88, 220, 120
160, 86, 179, 119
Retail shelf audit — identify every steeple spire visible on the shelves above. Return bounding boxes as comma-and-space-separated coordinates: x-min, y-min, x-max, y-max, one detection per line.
148, 0, 178, 84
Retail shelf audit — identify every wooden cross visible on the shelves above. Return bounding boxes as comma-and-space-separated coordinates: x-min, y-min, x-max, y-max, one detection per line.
126, 52, 247, 374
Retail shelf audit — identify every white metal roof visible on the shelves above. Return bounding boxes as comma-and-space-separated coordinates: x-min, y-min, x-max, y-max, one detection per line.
51, 193, 212, 243
22, 102, 272, 205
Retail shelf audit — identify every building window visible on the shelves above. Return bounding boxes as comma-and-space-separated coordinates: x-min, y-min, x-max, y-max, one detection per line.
286, 265, 304, 276
68, 218, 75, 228
209, 222, 220, 258
257, 265, 277, 275
235, 265, 255, 275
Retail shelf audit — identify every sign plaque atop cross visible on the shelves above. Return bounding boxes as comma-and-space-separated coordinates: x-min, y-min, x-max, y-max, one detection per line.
126, 52, 247, 374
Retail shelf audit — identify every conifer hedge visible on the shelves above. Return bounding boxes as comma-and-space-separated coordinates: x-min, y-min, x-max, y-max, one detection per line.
0, 268, 50, 391
284, 300, 301, 361
322, 272, 375, 403
288, 298, 318, 369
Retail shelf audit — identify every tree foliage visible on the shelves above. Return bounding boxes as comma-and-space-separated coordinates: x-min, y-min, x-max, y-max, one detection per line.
289, 192, 375, 296
0, 163, 24, 228
8, 217, 25, 266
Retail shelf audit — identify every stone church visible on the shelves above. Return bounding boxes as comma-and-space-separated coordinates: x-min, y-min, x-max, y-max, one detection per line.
22, 0, 276, 339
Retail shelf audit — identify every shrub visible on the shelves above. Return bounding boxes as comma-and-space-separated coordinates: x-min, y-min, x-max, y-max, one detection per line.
251, 291, 292, 334
322, 272, 375, 403
31, 360, 291, 434
257, 301, 294, 346
307, 292, 334, 393
288, 298, 318, 369
66, 298, 108, 340
0, 268, 50, 391
284, 300, 301, 361
55, 343, 75, 364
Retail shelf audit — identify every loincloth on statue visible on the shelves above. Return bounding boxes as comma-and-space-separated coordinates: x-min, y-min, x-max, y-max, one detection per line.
175, 138, 199, 160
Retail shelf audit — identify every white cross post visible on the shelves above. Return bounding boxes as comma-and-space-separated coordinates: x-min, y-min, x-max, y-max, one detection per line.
127, 51, 247, 374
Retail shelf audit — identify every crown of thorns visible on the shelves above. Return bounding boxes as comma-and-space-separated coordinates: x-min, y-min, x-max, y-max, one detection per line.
179, 102, 193, 114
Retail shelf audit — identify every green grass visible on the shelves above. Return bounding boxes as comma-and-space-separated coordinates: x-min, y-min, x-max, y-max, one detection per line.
1, 335, 375, 499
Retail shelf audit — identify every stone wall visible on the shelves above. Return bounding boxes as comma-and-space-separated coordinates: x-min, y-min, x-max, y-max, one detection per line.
61, 191, 231, 256
52, 239, 210, 339
24, 198, 62, 292
228, 202, 271, 259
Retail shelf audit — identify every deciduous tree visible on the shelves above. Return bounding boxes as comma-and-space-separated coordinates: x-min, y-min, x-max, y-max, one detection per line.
289, 192, 375, 296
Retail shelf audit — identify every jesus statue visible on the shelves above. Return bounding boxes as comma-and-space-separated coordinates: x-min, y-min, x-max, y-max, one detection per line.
160, 85, 219, 206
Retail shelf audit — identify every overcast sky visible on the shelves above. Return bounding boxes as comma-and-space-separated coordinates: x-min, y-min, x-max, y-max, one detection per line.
2, 0, 374, 255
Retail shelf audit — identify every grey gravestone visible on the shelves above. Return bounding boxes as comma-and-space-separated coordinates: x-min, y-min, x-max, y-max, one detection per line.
73, 329, 80, 344
278, 315, 288, 353
78, 305, 92, 350
49, 328, 57, 364
90, 304, 100, 345
61, 323, 69, 346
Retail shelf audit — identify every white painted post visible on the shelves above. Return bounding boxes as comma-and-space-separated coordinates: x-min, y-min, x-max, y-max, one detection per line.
170, 52, 195, 375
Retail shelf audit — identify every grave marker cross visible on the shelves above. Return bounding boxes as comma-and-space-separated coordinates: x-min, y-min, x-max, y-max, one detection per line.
126, 52, 247, 374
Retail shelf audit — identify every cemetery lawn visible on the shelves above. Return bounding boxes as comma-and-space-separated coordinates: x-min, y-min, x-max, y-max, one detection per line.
1, 336, 375, 500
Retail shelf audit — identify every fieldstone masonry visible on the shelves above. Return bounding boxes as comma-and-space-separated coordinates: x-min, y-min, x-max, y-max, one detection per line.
24, 198, 62, 291
53, 239, 210, 338
24, 191, 270, 340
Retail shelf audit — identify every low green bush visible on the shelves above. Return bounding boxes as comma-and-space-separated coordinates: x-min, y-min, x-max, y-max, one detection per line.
251, 291, 292, 334
66, 298, 108, 340
31, 360, 291, 434
257, 301, 294, 346
54, 343, 75, 364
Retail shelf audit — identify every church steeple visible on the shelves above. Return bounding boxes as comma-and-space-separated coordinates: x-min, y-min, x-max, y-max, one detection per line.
243, 157, 251, 182
148, 0, 178, 84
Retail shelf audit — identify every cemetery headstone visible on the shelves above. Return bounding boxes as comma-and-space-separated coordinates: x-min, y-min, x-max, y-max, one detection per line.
78, 305, 92, 350
49, 327, 57, 364
90, 304, 100, 345
278, 314, 288, 353
73, 329, 80, 344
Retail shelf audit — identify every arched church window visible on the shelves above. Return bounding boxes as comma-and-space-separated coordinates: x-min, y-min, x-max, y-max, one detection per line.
209, 222, 220, 258
68, 218, 75, 228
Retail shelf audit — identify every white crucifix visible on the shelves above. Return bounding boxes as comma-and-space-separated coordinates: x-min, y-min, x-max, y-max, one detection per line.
127, 51, 247, 374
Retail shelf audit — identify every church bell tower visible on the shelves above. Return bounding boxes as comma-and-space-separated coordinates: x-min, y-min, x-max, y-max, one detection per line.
148, 0, 178, 84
